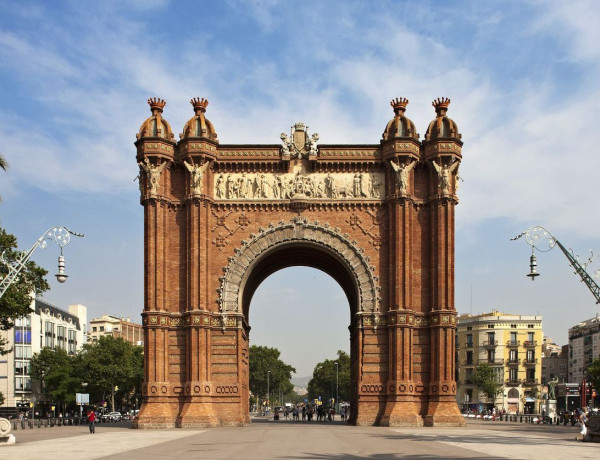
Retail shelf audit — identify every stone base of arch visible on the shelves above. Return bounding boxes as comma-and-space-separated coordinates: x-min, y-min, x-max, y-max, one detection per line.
380, 399, 424, 427
423, 399, 466, 427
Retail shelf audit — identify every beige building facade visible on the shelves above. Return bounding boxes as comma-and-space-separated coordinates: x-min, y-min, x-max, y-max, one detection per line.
457, 310, 543, 414
88, 314, 143, 345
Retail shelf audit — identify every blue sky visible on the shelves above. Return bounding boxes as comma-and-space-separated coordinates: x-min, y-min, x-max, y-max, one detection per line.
1, 0, 600, 376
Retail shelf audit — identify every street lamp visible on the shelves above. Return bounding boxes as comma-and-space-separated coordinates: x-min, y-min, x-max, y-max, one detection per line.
335, 362, 339, 413
0, 226, 84, 298
267, 370, 271, 413
512, 226, 600, 303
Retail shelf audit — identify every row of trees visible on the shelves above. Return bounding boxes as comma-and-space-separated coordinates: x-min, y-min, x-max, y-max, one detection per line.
29, 336, 143, 414
248, 345, 351, 408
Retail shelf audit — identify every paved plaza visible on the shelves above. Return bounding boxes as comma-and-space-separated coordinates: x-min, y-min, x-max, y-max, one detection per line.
0, 418, 597, 459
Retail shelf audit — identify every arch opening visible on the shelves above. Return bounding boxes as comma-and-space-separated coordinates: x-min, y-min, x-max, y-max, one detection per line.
241, 243, 359, 322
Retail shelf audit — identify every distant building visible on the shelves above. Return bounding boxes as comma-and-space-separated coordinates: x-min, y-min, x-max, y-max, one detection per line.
568, 314, 600, 383
0, 299, 87, 415
541, 342, 568, 385
88, 314, 143, 345
456, 310, 543, 414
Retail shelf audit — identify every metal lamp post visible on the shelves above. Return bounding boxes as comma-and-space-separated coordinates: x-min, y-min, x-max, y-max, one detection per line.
267, 370, 271, 413
512, 226, 600, 302
335, 362, 339, 413
0, 226, 84, 299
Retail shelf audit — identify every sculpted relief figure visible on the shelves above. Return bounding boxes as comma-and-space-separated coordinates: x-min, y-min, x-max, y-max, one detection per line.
215, 174, 225, 198
390, 159, 416, 194
139, 158, 167, 195
184, 160, 210, 195
280, 132, 293, 157
432, 159, 459, 194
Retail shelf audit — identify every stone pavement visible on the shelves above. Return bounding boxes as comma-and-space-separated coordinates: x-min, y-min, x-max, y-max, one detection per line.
0, 419, 597, 459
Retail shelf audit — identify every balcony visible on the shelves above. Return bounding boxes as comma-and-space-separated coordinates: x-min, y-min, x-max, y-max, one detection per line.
466, 342, 474, 348
522, 379, 538, 386
483, 340, 498, 349
507, 359, 519, 366
487, 358, 505, 365
523, 340, 537, 348
505, 379, 521, 386
522, 358, 538, 366
506, 340, 520, 347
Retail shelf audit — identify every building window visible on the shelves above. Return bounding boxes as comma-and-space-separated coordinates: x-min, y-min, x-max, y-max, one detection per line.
466, 368, 473, 383
68, 330, 77, 354
466, 351, 473, 365
510, 332, 517, 345
528, 332, 534, 342
92, 326, 97, 332
45, 322, 55, 348
57, 326, 67, 350
527, 368, 535, 380
466, 334, 473, 347
511, 324, 517, 328
488, 350, 495, 363
527, 350, 534, 362
488, 324, 495, 328
14, 316, 32, 344
509, 350, 518, 363
15, 346, 32, 359
99, 326, 104, 332
509, 368, 517, 381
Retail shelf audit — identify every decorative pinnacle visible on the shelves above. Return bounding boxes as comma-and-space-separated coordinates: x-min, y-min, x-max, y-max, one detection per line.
432, 97, 451, 116
191, 97, 209, 114
147, 97, 166, 114
390, 97, 409, 115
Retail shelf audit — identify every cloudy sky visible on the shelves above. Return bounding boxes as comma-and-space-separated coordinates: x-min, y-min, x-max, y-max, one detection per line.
1, 0, 600, 377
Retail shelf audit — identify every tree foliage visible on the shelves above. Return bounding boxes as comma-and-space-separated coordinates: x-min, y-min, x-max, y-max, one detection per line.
30, 347, 81, 413
0, 227, 50, 354
30, 336, 143, 412
307, 350, 350, 403
249, 345, 296, 404
472, 363, 502, 401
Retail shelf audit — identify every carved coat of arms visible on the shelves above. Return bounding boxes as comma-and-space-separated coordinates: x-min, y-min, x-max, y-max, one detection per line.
281, 122, 319, 158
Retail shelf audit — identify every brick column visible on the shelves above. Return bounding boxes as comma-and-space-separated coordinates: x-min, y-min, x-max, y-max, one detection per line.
382, 199, 421, 425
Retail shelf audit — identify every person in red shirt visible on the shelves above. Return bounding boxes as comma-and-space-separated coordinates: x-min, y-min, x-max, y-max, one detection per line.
87, 408, 96, 434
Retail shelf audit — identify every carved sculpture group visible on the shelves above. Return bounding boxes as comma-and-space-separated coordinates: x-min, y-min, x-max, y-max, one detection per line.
214, 171, 383, 200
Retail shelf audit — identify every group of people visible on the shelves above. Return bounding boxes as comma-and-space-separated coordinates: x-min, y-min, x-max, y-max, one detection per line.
274, 405, 349, 422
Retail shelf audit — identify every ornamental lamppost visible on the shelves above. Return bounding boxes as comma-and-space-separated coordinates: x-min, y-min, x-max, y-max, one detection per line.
511, 226, 600, 303
0, 226, 84, 298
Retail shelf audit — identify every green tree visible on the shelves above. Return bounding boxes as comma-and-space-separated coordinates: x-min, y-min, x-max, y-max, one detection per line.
0, 227, 50, 354
472, 362, 502, 401
307, 350, 350, 403
249, 345, 296, 406
30, 347, 83, 414
588, 356, 600, 397
80, 336, 139, 411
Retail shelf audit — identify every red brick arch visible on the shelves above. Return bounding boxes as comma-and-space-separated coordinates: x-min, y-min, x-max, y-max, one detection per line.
133, 99, 465, 428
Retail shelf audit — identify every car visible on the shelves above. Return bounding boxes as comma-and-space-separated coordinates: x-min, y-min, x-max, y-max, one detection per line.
107, 411, 122, 421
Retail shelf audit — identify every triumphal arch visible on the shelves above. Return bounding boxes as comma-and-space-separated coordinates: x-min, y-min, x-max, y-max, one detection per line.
133, 96, 465, 428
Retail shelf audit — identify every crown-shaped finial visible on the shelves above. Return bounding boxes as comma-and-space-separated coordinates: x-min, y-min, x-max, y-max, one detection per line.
147, 97, 166, 114
390, 98, 409, 115
432, 97, 451, 116
191, 97, 209, 114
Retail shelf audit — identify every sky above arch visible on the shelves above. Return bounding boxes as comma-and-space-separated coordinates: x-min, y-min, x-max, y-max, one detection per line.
1, 0, 600, 376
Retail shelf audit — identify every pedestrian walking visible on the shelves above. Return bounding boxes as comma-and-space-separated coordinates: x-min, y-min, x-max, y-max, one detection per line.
87, 408, 96, 434
576, 409, 588, 442
302, 406, 306, 421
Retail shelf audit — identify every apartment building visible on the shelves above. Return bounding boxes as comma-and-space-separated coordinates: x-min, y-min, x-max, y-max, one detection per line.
457, 310, 543, 413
